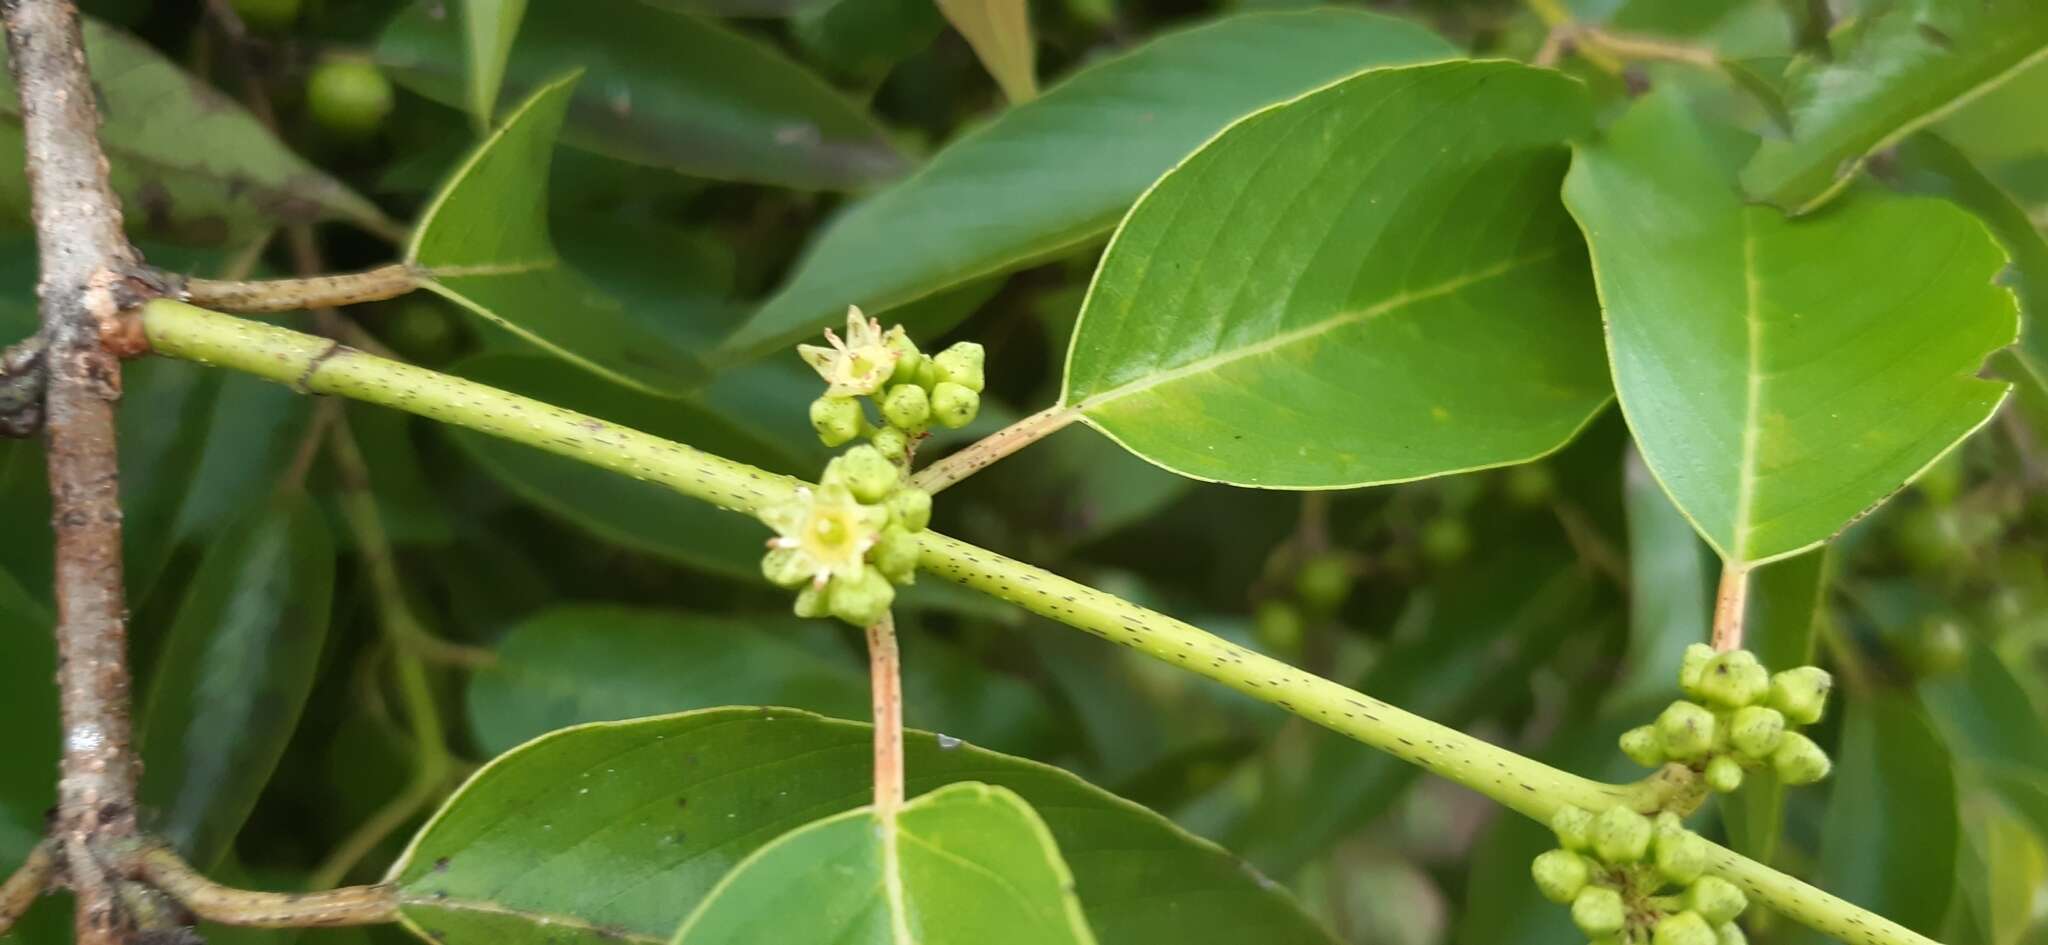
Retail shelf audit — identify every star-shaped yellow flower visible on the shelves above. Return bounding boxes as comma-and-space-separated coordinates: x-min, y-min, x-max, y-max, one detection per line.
760, 483, 888, 590
798, 306, 900, 397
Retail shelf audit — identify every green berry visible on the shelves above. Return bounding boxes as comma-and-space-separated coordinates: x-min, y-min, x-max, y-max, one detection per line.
1419, 516, 1472, 566
871, 526, 921, 585
1771, 732, 1831, 786
232, 0, 301, 31
1695, 650, 1770, 708
1620, 725, 1665, 767
792, 583, 831, 619
1551, 806, 1595, 852
1655, 825, 1708, 885
1654, 911, 1717, 945
881, 383, 931, 433
870, 426, 910, 461
885, 330, 923, 384
306, 59, 394, 139
1907, 615, 1969, 677
825, 445, 898, 503
1766, 666, 1832, 726
1687, 876, 1747, 925
1656, 701, 1718, 761
931, 381, 979, 428
1704, 755, 1745, 794
1294, 554, 1353, 613
810, 396, 863, 447
827, 565, 895, 626
1531, 849, 1591, 904
1728, 706, 1786, 760
1592, 806, 1654, 864
762, 547, 810, 589
1715, 921, 1747, 945
889, 488, 932, 533
1678, 643, 1717, 699
1571, 887, 1627, 937
1254, 600, 1304, 654
933, 342, 985, 392
1504, 463, 1555, 506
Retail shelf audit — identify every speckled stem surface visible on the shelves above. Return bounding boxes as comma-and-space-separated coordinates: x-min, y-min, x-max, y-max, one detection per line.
139, 299, 1942, 945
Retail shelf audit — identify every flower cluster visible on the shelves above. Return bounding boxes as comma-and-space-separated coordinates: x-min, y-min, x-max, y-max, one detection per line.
1535, 806, 1749, 945
1618, 645, 1833, 793
760, 445, 932, 627
802, 306, 983, 461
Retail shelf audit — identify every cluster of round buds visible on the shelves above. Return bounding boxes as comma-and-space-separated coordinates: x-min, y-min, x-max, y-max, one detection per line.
759, 444, 933, 627
1535, 806, 1750, 945
1618, 645, 1833, 793
803, 306, 984, 462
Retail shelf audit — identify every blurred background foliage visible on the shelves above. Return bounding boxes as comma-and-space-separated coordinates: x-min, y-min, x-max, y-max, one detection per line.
0, 0, 2044, 944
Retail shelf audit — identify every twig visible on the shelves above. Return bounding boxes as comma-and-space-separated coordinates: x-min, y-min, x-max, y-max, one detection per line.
909, 405, 1077, 493
0, 841, 59, 934
132, 845, 398, 927
178, 265, 421, 314
867, 613, 905, 815
1551, 498, 1629, 588
1711, 563, 1751, 651
5, 2, 150, 941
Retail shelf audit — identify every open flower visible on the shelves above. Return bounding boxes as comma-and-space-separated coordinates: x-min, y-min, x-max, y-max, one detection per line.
760, 483, 888, 590
799, 306, 900, 397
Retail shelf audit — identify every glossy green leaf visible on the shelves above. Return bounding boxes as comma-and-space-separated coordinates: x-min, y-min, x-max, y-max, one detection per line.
1887, 133, 2048, 361
1610, 447, 1709, 712
724, 9, 1458, 356
391, 708, 1335, 945
1938, 53, 2048, 163
1563, 91, 2017, 565
0, 19, 396, 245
1063, 60, 1609, 488
377, 0, 904, 189
440, 354, 801, 579
0, 566, 54, 862
1740, 0, 2048, 213
672, 782, 1094, 945
408, 76, 704, 395
137, 494, 335, 869
935, 0, 1037, 103
1720, 546, 1826, 865
1956, 791, 2047, 945
462, 0, 527, 127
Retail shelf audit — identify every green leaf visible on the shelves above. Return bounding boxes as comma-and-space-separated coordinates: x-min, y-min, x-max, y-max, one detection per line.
377, 0, 904, 189
1739, 0, 2048, 213
724, 9, 1458, 357
408, 75, 704, 395
1610, 447, 1709, 712
672, 782, 1094, 945
1956, 791, 2047, 945
391, 708, 1336, 945
440, 354, 800, 580
1886, 133, 2048, 362
1063, 60, 1609, 488
1719, 546, 1826, 865
0, 566, 54, 862
934, 0, 1037, 103
461, 0, 527, 128
0, 19, 396, 245
137, 494, 335, 869
1563, 91, 2017, 565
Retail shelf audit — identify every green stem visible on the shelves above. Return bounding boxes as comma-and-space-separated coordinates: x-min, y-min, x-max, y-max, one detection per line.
138, 299, 1942, 945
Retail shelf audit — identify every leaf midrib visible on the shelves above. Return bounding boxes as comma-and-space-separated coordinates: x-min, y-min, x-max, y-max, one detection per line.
1731, 214, 1766, 562
401, 894, 668, 945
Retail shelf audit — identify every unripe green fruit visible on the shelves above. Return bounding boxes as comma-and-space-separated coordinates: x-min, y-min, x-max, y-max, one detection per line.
1504, 463, 1555, 506
1294, 554, 1354, 613
881, 383, 931, 433
793, 583, 831, 619
931, 381, 979, 429
1571, 887, 1627, 937
1728, 706, 1786, 760
1254, 600, 1304, 654
827, 445, 898, 503
306, 59, 395, 139
1620, 725, 1665, 767
1704, 755, 1745, 794
828, 565, 895, 626
761, 547, 810, 589
870, 426, 910, 460
1687, 876, 1747, 924
1695, 650, 1769, 708
1592, 805, 1653, 864
1655, 825, 1708, 885
1678, 643, 1717, 699
1654, 911, 1717, 945
1551, 806, 1595, 852
1531, 849, 1592, 904
1716, 922, 1747, 945
1767, 667, 1831, 726
811, 396, 863, 447
1907, 615, 1968, 677
889, 488, 932, 533
1419, 516, 1472, 566
871, 526, 921, 585
232, 0, 300, 32
933, 342, 985, 392
1771, 732, 1831, 786
1657, 701, 1718, 761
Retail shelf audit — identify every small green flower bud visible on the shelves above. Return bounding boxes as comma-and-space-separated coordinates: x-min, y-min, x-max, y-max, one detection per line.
1687, 876, 1747, 925
1728, 706, 1786, 760
871, 526, 921, 585
914, 357, 939, 389
1678, 643, 1717, 697
885, 327, 923, 384
1657, 701, 1718, 761
1504, 463, 1554, 506
931, 381, 980, 429
1254, 600, 1304, 654
828, 565, 896, 627
793, 583, 831, 619
870, 426, 910, 461
1655, 825, 1708, 885
1592, 806, 1654, 864
1695, 650, 1770, 708
889, 488, 932, 533
1771, 731, 1831, 786
1420, 516, 1472, 566
1532, 849, 1592, 904
1704, 755, 1745, 794
761, 547, 811, 589
1620, 725, 1665, 767
1653, 911, 1717, 945
881, 383, 931, 433
826, 445, 899, 503
1294, 554, 1354, 613
809, 396, 863, 447
1767, 666, 1832, 726
1571, 887, 1627, 937
1715, 922, 1747, 945
933, 342, 985, 392
1551, 806, 1595, 852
